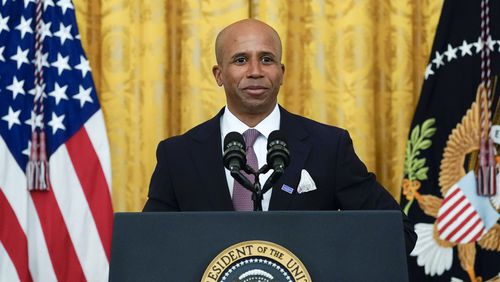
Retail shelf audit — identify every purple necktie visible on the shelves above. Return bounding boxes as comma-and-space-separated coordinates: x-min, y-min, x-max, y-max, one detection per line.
232, 129, 260, 211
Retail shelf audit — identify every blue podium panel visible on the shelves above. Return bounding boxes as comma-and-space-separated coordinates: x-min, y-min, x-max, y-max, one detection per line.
109, 211, 408, 282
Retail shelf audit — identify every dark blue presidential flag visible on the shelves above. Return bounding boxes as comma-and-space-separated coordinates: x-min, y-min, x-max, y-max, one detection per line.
0, 0, 113, 281
400, 0, 500, 281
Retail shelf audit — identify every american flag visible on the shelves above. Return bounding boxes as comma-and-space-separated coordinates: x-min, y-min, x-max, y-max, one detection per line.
0, 0, 113, 281
437, 172, 499, 244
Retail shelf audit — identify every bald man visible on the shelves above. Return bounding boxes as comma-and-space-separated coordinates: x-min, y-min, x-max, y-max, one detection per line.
143, 19, 417, 253
212, 19, 284, 127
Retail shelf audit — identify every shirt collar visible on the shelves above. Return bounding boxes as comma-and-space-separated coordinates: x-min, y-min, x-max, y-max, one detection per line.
220, 104, 280, 139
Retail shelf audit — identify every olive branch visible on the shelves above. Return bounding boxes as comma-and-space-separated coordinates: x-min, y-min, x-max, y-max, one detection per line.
403, 118, 436, 214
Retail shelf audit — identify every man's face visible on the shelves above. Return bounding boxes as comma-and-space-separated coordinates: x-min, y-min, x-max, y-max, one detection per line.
213, 23, 285, 120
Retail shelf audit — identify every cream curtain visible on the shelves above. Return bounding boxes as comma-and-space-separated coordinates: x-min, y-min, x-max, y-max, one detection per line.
73, 0, 443, 212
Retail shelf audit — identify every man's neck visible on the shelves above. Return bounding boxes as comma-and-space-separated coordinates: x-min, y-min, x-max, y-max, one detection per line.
238, 115, 266, 128
228, 106, 277, 128
220, 104, 280, 143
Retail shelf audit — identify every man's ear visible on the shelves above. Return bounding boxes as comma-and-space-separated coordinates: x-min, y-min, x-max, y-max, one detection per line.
280, 63, 285, 85
212, 65, 223, 86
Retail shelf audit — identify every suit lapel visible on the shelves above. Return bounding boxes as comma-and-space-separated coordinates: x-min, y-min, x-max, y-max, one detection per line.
188, 109, 234, 211
269, 107, 311, 210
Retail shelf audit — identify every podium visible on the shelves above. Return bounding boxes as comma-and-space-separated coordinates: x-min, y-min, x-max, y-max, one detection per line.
109, 211, 409, 281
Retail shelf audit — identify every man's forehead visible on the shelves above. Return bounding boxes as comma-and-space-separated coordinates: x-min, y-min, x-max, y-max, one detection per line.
224, 31, 280, 50
215, 19, 282, 63
223, 25, 277, 43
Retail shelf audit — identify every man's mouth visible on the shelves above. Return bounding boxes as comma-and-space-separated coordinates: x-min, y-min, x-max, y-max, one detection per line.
242, 86, 268, 95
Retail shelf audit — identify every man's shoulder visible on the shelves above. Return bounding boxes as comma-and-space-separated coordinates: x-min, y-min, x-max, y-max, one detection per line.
281, 108, 347, 138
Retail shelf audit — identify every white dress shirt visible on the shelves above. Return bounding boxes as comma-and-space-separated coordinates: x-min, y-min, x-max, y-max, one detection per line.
220, 104, 280, 211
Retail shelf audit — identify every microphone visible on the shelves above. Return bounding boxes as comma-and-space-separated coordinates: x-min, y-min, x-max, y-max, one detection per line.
261, 130, 290, 194
266, 130, 290, 173
223, 132, 247, 172
223, 132, 255, 197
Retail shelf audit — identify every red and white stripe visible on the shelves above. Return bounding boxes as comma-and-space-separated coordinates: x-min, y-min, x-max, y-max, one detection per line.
437, 185, 486, 244
0, 110, 112, 282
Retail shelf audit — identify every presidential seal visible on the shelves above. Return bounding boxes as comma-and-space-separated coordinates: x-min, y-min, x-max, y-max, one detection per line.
201, 240, 311, 282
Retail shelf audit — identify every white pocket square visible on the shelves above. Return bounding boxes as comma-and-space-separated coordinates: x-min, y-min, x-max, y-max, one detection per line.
297, 169, 317, 194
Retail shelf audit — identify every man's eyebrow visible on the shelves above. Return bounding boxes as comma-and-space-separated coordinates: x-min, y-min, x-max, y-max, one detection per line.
230, 51, 276, 60
230, 52, 248, 60
260, 51, 276, 57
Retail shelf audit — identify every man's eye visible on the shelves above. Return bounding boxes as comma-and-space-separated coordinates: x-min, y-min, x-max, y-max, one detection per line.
262, 56, 274, 64
234, 57, 247, 64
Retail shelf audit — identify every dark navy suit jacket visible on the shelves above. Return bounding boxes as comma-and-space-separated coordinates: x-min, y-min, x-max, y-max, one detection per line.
143, 106, 417, 253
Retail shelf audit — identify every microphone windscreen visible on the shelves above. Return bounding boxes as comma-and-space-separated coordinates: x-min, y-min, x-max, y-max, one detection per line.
224, 131, 245, 149
267, 130, 287, 149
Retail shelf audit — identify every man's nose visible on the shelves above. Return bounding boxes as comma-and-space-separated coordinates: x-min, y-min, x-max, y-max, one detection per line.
246, 59, 263, 78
